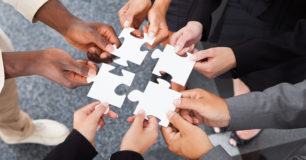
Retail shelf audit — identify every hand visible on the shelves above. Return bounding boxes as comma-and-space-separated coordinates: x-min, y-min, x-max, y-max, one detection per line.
63, 20, 120, 63
39, 48, 98, 89
118, 0, 152, 29
170, 21, 203, 55
74, 101, 118, 146
161, 110, 214, 159
174, 89, 230, 127
191, 47, 236, 78
120, 110, 158, 154
143, 3, 169, 49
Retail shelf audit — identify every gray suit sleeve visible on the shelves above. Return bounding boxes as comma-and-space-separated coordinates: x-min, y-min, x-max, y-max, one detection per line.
200, 145, 232, 160
226, 80, 306, 131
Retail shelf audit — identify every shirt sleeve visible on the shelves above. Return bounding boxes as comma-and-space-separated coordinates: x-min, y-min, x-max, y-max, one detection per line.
111, 151, 144, 160
3, 0, 48, 23
200, 145, 232, 160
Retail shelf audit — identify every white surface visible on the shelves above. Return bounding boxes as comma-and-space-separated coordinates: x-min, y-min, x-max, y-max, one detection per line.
111, 28, 155, 66
128, 79, 181, 127
151, 44, 195, 86
87, 63, 135, 108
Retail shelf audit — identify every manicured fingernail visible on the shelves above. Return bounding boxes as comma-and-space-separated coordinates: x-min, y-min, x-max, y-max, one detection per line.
190, 55, 197, 61
106, 44, 114, 52
149, 32, 155, 39
174, 46, 180, 52
96, 125, 101, 131
167, 110, 175, 118
95, 103, 103, 110
124, 21, 130, 28
88, 69, 96, 77
173, 98, 181, 105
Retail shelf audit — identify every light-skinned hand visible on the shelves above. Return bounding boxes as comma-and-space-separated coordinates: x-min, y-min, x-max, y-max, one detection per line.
74, 101, 118, 146
174, 88, 230, 127
120, 110, 158, 154
170, 21, 203, 56
161, 110, 214, 160
190, 47, 236, 78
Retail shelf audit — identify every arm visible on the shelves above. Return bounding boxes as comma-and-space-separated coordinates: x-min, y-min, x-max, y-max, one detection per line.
227, 79, 306, 130
200, 145, 232, 160
44, 130, 98, 160
231, 20, 306, 77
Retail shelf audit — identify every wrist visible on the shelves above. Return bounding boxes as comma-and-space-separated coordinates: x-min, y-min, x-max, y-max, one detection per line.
152, 0, 170, 15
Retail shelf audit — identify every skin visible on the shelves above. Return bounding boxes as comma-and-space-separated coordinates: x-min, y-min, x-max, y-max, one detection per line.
118, 0, 170, 49
170, 21, 203, 55
173, 88, 231, 128
3, 48, 98, 89
73, 101, 118, 146
120, 110, 159, 154
161, 110, 214, 160
35, 0, 120, 63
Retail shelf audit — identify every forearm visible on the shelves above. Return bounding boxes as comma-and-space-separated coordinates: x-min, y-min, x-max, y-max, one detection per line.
2, 51, 43, 79
153, 0, 171, 16
35, 0, 81, 36
226, 79, 306, 130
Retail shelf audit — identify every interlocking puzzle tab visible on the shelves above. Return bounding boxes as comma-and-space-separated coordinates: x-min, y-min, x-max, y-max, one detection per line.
151, 44, 195, 86
87, 63, 135, 108
111, 28, 155, 66
128, 79, 182, 127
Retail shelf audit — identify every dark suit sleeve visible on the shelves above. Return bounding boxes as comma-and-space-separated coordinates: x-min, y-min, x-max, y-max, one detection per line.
111, 151, 144, 160
226, 79, 306, 131
200, 145, 232, 160
231, 19, 306, 77
44, 129, 97, 160
188, 0, 221, 40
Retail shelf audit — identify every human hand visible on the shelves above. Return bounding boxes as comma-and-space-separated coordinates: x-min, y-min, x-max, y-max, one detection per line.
74, 101, 118, 146
120, 110, 158, 154
161, 110, 214, 159
118, 0, 152, 29
38, 48, 98, 89
143, 2, 169, 49
191, 47, 236, 78
174, 89, 230, 127
170, 21, 203, 55
63, 20, 120, 63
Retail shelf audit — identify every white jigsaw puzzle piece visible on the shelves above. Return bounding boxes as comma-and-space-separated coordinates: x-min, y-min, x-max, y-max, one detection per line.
111, 28, 156, 66
128, 79, 181, 127
87, 63, 135, 108
151, 44, 195, 86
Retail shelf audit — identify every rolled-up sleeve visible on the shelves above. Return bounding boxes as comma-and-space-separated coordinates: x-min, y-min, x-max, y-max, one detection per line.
4, 0, 48, 22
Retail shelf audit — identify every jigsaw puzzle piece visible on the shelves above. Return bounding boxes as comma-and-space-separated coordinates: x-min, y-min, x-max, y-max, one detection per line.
128, 79, 181, 127
87, 63, 135, 108
111, 28, 156, 66
151, 44, 195, 86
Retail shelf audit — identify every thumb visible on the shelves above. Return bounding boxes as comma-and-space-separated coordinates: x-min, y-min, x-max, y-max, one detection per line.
190, 49, 214, 62
131, 110, 146, 130
176, 32, 192, 51
148, 19, 159, 38
91, 103, 109, 122
173, 98, 202, 112
125, 10, 136, 28
167, 110, 193, 135
69, 60, 96, 77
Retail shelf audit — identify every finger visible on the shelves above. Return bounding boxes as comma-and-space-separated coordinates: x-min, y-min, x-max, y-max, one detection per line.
167, 110, 193, 135
97, 25, 121, 50
146, 116, 158, 130
148, 20, 159, 39
173, 97, 202, 111
104, 109, 118, 119
148, 27, 168, 49
190, 49, 214, 62
89, 33, 110, 53
96, 118, 106, 131
161, 126, 177, 144
68, 59, 95, 77
170, 30, 183, 47
130, 109, 146, 129
118, 5, 128, 28
91, 103, 110, 122
180, 109, 194, 124
176, 33, 192, 52
76, 60, 98, 78
127, 116, 136, 123
76, 101, 100, 114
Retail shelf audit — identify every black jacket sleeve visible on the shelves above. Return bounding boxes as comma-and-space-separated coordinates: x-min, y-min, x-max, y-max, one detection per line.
188, 0, 222, 40
231, 19, 306, 77
226, 79, 306, 131
111, 151, 144, 160
200, 145, 232, 160
44, 129, 97, 160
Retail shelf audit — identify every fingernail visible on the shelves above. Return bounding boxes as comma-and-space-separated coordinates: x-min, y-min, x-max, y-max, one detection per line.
184, 47, 190, 52
102, 102, 109, 107
138, 109, 145, 115
106, 44, 114, 52
149, 32, 155, 39
95, 103, 103, 110
88, 69, 96, 77
190, 55, 197, 61
96, 125, 101, 131
174, 46, 180, 52
173, 98, 181, 105
124, 21, 130, 28
167, 110, 175, 118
